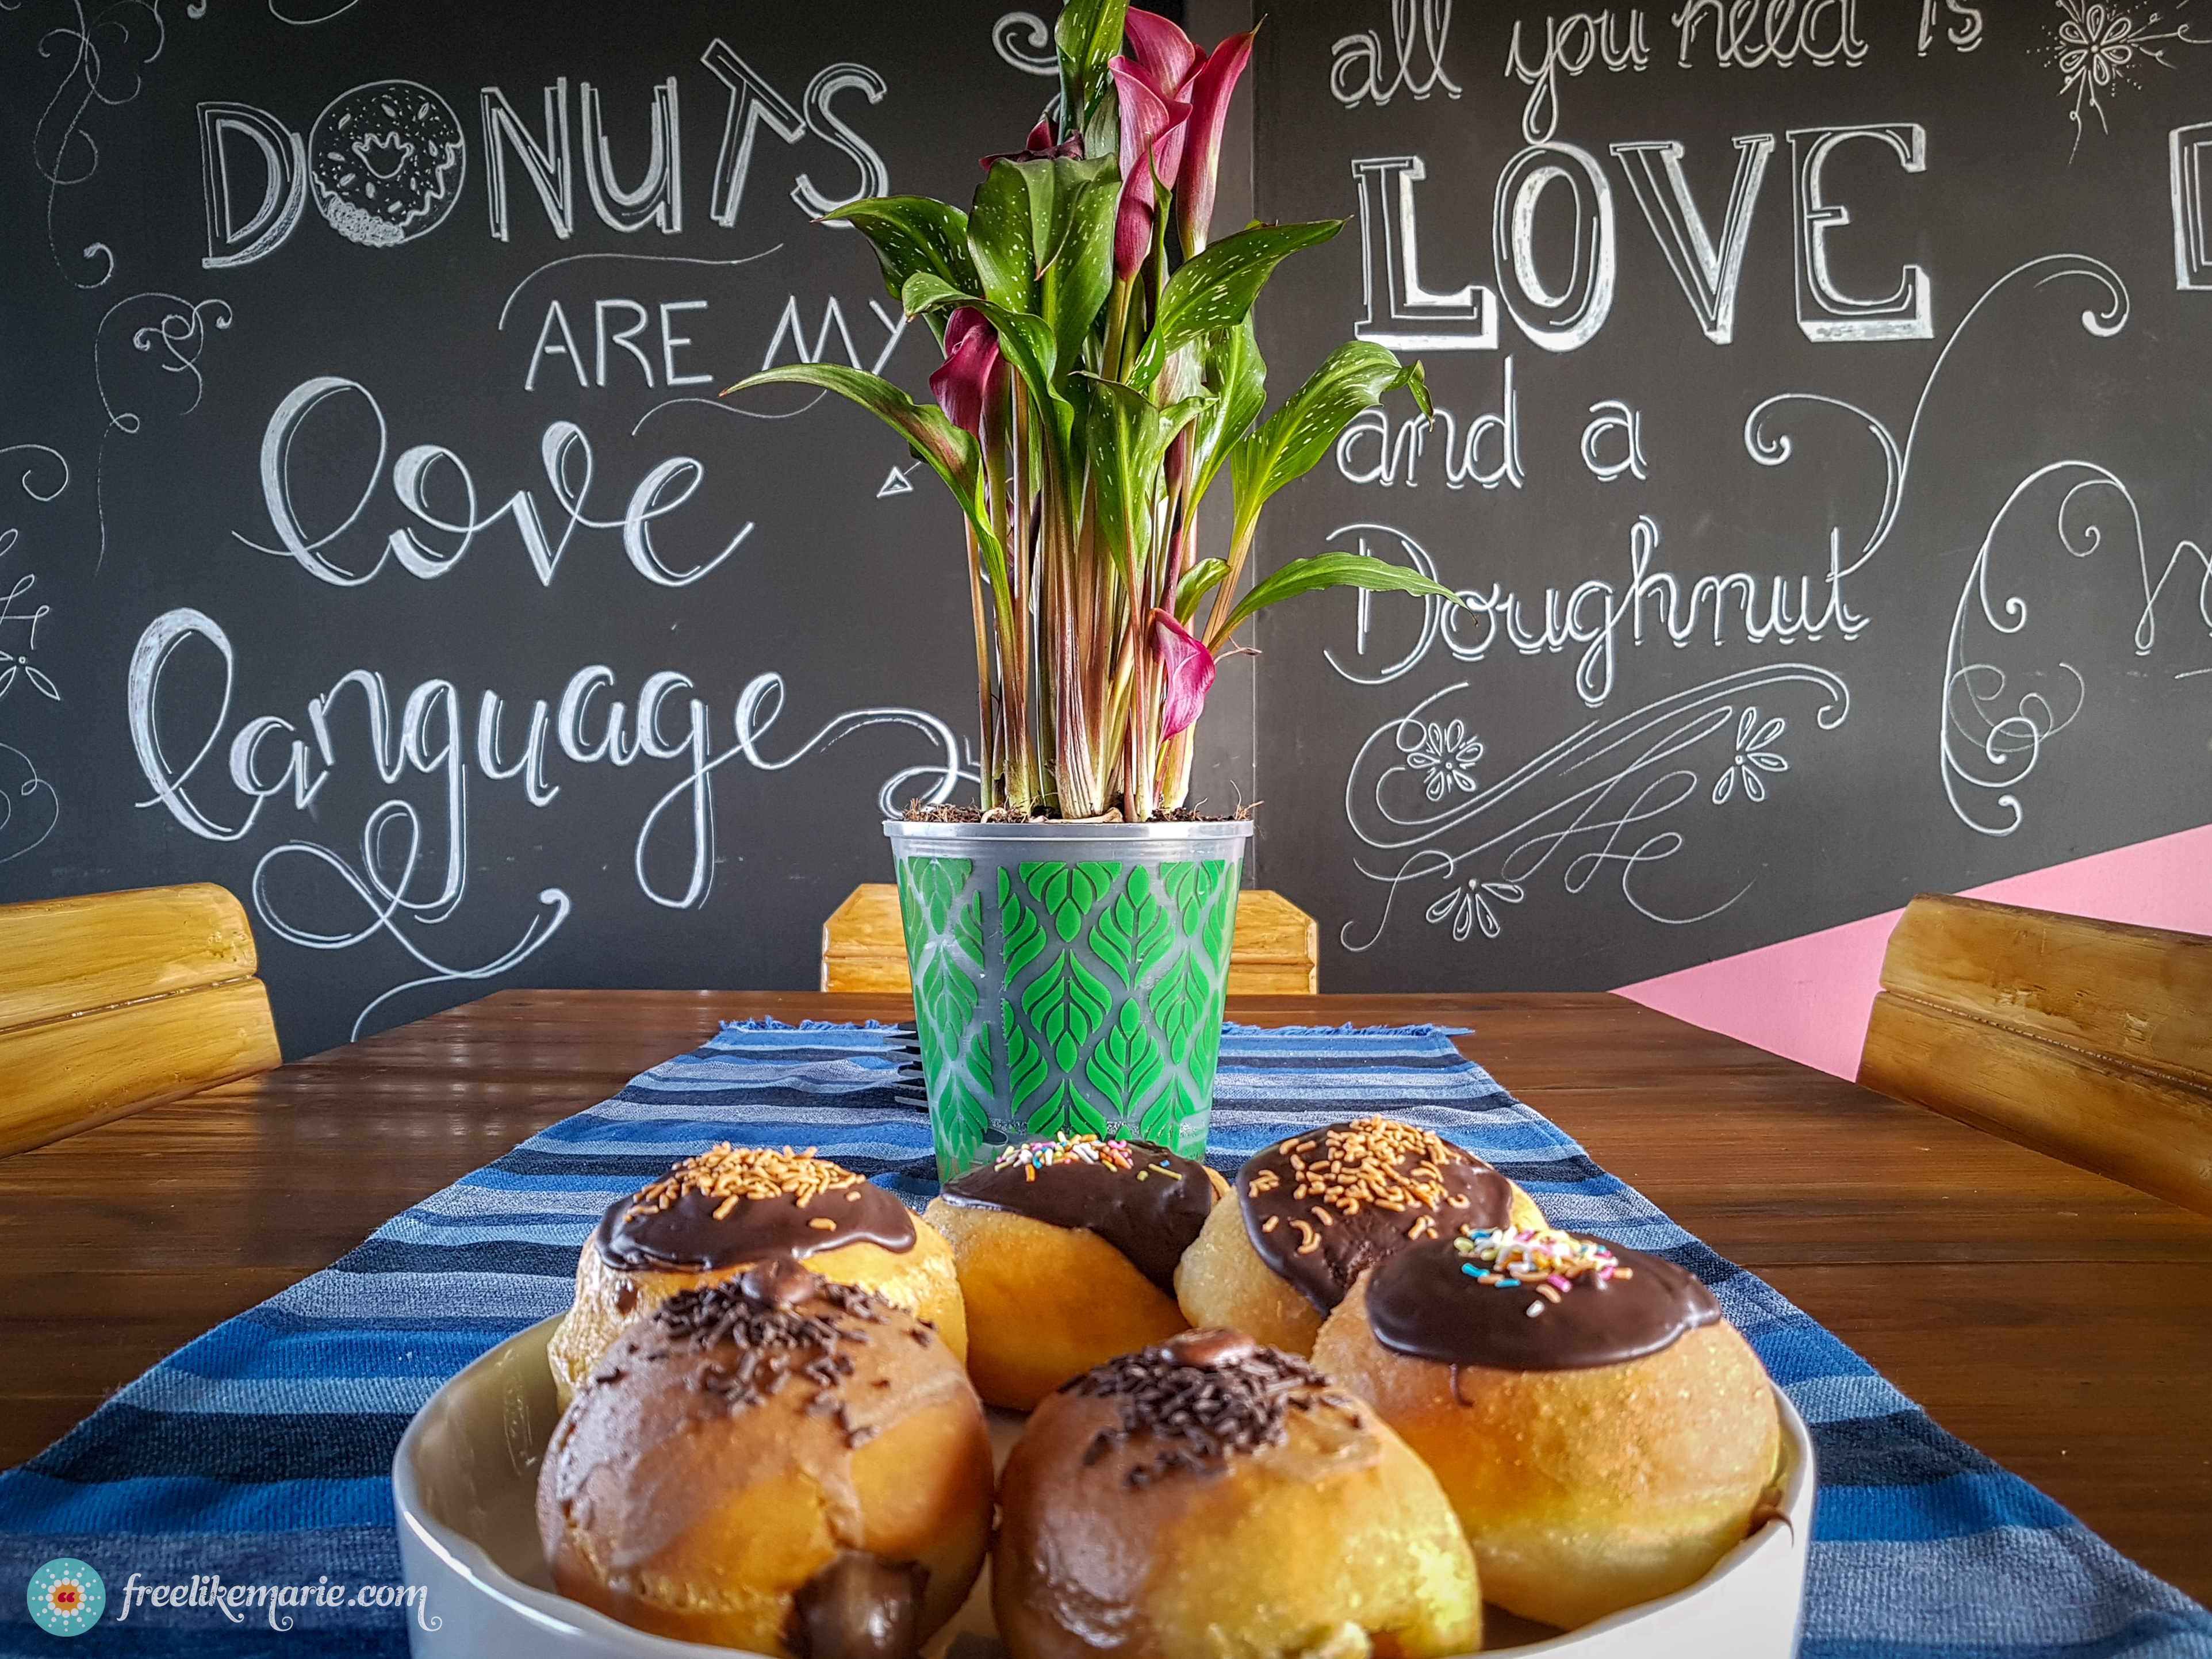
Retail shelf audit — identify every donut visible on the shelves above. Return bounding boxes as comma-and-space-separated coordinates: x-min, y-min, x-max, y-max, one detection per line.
995, 1328, 1483, 1659
539, 1259, 994, 1657
922, 1133, 1228, 1408
549, 1144, 966, 1404
1174, 1117, 1544, 1355
1312, 1227, 1782, 1631
309, 81, 466, 247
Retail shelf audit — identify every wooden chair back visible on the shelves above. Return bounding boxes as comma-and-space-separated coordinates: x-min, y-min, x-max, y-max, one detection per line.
1858, 892, 2212, 1215
822, 884, 1320, 995
0, 884, 282, 1158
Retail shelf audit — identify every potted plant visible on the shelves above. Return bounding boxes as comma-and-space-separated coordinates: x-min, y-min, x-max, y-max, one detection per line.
733, 0, 1450, 1174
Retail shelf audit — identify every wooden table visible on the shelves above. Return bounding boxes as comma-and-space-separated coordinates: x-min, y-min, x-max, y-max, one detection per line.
4, 990, 2207, 1597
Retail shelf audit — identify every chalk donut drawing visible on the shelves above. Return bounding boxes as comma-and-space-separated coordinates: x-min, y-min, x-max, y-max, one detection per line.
309, 81, 466, 247
0, 742, 59, 864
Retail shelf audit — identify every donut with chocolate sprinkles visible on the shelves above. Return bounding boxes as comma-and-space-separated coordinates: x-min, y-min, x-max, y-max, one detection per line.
549, 1144, 966, 1406
994, 1328, 1483, 1659
539, 1262, 991, 1658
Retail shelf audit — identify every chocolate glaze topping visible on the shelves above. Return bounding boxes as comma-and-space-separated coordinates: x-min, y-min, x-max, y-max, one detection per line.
787, 1551, 929, 1659
940, 1136, 1216, 1294
1235, 1118, 1516, 1313
1060, 1329, 1361, 1487
619, 1263, 919, 1445
593, 1144, 915, 1273
1366, 1230, 1720, 1372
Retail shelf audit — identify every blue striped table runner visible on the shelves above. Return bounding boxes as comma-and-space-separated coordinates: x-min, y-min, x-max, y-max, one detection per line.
2, 1021, 2206, 1657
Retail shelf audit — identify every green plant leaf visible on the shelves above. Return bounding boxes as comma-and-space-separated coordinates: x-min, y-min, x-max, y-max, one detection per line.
1082, 377, 1212, 569
1055, 0, 1130, 147
825, 197, 981, 329
1230, 342, 1431, 538
727, 362, 991, 539
1000, 868, 1051, 979
1037, 173, 1118, 382
1125, 220, 1346, 391
1216, 551, 1468, 642
1086, 999, 1164, 1114
1005, 999, 1049, 1110
1172, 560, 1231, 624
968, 158, 1036, 314
1187, 321, 1269, 507
1022, 952, 1111, 1071
899, 274, 1064, 420
902, 271, 968, 316
1022, 860, 1119, 942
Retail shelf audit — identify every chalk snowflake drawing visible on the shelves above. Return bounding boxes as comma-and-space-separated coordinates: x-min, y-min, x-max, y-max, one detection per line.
2046, 1, 2210, 156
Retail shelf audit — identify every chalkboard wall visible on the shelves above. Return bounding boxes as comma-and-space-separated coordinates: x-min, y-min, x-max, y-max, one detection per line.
1248, 0, 2212, 991
0, 0, 2206, 1057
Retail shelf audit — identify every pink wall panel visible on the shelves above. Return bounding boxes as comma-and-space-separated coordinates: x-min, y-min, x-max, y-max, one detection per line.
1613, 823, 2212, 1081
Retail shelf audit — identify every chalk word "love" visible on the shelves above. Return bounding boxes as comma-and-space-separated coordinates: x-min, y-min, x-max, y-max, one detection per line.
237, 376, 750, 588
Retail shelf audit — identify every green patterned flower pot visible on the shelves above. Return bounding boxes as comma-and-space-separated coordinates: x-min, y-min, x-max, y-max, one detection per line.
884, 818, 1255, 1178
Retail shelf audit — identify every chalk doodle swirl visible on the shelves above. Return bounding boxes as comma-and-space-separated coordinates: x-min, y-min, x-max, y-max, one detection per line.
1744, 254, 2211, 834
1341, 666, 1850, 952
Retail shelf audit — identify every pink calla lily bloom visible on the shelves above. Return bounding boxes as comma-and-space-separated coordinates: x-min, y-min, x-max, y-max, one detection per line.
1116, 9, 1257, 259
982, 117, 1084, 173
1152, 610, 1217, 738
1110, 59, 1190, 279
929, 306, 1004, 439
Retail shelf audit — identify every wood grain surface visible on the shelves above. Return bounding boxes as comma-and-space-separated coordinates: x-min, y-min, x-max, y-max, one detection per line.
821, 885, 1321, 994
2, 988, 2206, 1599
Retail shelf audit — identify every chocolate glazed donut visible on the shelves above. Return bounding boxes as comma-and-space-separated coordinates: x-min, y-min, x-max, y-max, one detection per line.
936, 1137, 1215, 1294
1175, 1117, 1543, 1355
1314, 1229, 1781, 1632
923, 1136, 1227, 1409
1238, 1120, 1519, 1312
549, 1145, 967, 1404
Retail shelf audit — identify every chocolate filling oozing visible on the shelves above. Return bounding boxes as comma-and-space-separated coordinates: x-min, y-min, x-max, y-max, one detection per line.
940, 1135, 1216, 1295
594, 1144, 916, 1272
1060, 1329, 1363, 1488
1366, 1229, 1720, 1373
787, 1551, 929, 1659
1235, 1118, 1516, 1313
611, 1259, 931, 1446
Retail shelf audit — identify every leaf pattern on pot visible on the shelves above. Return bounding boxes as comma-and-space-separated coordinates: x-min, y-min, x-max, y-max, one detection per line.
1021, 951, 1111, 1070
1149, 952, 1208, 1066
952, 888, 984, 964
906, 856, 973, 934
1199, 863, 1237, 961
1022, 860, 1120, 941
1141, 1075, 1197, 1149
1156, 859, 1225, 934
1026, 1076, 1109, 1139
920, 947, 979, 1043
1000, 866, 1050, 979
1089, 864, 1175, 988
1085, 999, 1164, 1113
1004, 998, 1048, 1111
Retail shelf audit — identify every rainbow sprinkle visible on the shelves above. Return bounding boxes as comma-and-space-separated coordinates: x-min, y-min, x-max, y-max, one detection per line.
1454, 1227, 1632, 1312
992, 1132, 1158, 1182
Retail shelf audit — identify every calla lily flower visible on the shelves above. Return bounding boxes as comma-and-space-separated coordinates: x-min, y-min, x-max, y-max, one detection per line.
1111, 59, 1190, 279
1151, 608, 1216, 738
982, 117, 1084, 173
929, 306, 1004, 438
1172, 29, 1253, 256
1115, 10, 1256, 259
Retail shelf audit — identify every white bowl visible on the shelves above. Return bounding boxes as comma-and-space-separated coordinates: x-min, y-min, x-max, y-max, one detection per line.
394, 1315, 1814, 1658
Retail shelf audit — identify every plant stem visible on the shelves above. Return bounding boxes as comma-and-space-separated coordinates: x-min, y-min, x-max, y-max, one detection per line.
963, 520, 996, 811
